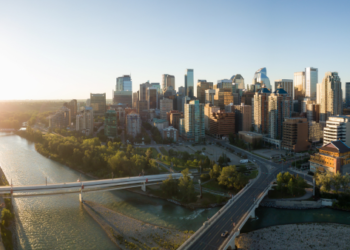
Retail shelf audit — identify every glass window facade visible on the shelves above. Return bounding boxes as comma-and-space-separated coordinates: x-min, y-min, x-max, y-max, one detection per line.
185, 69, 194, 98
305, 67, 318, 100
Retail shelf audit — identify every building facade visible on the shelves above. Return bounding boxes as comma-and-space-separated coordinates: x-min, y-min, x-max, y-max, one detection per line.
323, 116, 350, 146
90, 93, 106, 117
274, 79, 293, 99
49, 106, 71, 129
160, 98, 173, 120
214, 89, 233, 109
162, 75, 175, 93
319, 72, 343, 122
147, 87, 158, 109
253, 86, 271, 133
209, 111, 235, 138
116, 75, 132, 92
181, 100, 205, 143
305, 67, 318, 100
281, 117, 311, 152
126, 113, 141, 137
231, 74, 245, 89
204, 103, 220, 132
234, 103, 252, 132
197, 80, 213, 104
252, 67, 271, 90
76, 106, 94, 135
185, 69, 194, 98
162, 126, 178, 142
294, 71, 306, 100
105, 110, 117, 138
346, 82, 350, 107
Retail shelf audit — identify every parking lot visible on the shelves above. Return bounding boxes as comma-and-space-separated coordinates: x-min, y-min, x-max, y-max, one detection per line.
253, 148, 288, 159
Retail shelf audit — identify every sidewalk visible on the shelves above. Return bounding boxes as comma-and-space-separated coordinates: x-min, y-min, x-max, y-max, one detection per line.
263, 188, 313, 202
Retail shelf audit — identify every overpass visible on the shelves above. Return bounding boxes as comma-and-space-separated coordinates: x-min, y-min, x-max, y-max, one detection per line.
0, 173, 185, 202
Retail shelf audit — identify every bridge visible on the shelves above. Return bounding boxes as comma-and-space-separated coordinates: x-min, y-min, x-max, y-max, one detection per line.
0, 173, 185, 202
179, 139, 306, 250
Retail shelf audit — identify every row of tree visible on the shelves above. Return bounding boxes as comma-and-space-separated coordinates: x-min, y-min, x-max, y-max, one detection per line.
276, 172, 308, 196
315, 171, 350, 194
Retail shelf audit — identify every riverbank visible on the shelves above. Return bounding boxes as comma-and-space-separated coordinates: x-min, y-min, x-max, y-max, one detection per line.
0, 167, 17, 250
83, 200, 192, 250
237, 223, 350, 249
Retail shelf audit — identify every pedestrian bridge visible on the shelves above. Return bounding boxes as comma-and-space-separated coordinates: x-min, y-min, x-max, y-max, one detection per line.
0, 173, 184, 202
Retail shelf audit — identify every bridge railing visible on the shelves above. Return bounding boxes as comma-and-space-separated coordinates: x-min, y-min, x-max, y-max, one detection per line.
178, 167, 261, 250
219, 180, 274, 250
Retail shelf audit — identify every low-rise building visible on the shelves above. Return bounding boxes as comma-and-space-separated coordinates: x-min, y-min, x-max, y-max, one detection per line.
152, 118, 169, 131
162, 126, 178, 142
309, 140, 350, 174
238, 131, 263, 144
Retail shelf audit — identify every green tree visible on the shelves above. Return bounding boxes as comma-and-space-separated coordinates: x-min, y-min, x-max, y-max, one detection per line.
209, 164, 221, 179
161, 174, 179, 196
178, 169, 196, 202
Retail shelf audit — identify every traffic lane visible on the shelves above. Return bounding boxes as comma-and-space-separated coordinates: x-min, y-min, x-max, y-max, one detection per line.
192, 172, 271, 250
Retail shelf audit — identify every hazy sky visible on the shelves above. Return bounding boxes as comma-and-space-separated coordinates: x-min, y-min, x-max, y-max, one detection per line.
1, 0, 349, 100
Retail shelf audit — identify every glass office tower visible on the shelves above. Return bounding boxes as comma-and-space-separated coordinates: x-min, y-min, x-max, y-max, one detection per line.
305, 67, 318, 100
185, 69, 194, 98
253, 68, 271, 90
346, 82, 350, 107
116, 75, 132, 92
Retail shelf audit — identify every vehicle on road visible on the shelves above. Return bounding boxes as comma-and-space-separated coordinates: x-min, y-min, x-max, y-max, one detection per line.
221, 231, 229, 238
240, 159, 248, 164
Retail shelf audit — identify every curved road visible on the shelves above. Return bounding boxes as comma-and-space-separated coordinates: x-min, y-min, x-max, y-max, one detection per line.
188, 139, 310, 250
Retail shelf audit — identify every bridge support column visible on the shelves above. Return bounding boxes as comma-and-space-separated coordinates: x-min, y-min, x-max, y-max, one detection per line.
141, 182, 146, 192
79, 190, 83, 203
223, 231, 240, 250
250, 208, 255, 219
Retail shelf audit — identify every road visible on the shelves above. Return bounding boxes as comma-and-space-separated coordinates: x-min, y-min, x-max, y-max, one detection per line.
188, 136, 312, 250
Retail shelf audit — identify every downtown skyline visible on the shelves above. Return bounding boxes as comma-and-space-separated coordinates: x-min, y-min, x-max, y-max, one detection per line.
1, 0, 349, 100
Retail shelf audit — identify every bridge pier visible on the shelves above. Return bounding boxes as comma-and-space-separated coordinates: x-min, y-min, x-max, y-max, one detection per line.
223, 231, 240, 250
79, 190, 83, 203
141, 182, 146, 192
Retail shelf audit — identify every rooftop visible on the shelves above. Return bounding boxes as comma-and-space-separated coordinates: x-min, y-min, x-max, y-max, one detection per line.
320, 140, 350, 154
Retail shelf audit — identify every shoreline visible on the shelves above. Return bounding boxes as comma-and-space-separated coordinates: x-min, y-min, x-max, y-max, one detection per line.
83, 200, 192, 250
236, 223, 350, 250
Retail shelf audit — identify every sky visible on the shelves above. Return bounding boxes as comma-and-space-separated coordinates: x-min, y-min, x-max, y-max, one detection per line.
1, 0, 349, 100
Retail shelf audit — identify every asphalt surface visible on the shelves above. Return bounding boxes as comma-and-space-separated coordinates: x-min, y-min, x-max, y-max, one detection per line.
188, 138, 312, 250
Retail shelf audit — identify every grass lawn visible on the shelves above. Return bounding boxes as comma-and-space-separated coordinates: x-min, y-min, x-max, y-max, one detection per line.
267, 187, 306, 199
159, 146, 169, 156
247, 170, 258, 179
135, 147, 158, 158
202, 179, 232, 193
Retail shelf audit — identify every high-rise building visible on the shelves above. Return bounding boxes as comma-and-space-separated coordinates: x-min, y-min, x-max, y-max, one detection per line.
294, 72, 306, 100
63, 99, 78, 117
205, 89, 216, 105
169, 111, 183, 130
90, 93, 106, 117
197, 80, 213, 104
178, 86, 185, 96
323, 116, 350, 146
180, 100, 205, 143
160, 98, 173, 120
305, 67, 318, 100
162, 75, 175, 93
132, 92, 139, 109
49, 106, 71, 129
181, 96, 191, 113
319, 72, 343, 122
231, 74, 245, 89
76, 106, 94, 135
253, 85, 271, 133
140, 81, 160, 101
138, 100, 148, 114
126, 112, 141, 137
116, 75, 132, 92
209, 111, 235, 138
104, 110, 117, 138
281, 117, 311, 152
309, 121, 324, 143
346, 82, 350, 107
234, 103, 252, 133
252, 68, 271, 90
185, 69, 194, 98
214, 89, 234, 109
204, 104, 220, 132
216, 79, 232, 90
306, 103, 320, 122
147, 87, 158, 109
267, 85, 292, 139
274, 79, 293, 99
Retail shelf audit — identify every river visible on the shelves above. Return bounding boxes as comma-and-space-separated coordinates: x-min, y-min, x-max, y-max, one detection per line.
1, 133, 350, 249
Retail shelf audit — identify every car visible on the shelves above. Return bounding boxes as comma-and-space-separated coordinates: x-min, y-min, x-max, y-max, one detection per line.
221, 231, 229, 238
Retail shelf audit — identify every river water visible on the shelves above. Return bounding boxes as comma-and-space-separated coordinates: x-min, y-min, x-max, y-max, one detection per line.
1, 133, 350, 249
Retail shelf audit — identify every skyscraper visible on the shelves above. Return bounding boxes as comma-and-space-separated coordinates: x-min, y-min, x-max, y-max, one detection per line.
319, 72, 343, 122
162, 74, 175, 93
140, 81, 160, 101
114, 75, 132, 107
252, 68, 271, 90
160, 98, 173, 120
274, 79, 293, 99
90, 93, 106, 117
185, 69, 194, 98
180, 100, 205, 143
294, 72, 306, 100
305, 67, 318, 100
346, 82, 350, 107
231, 74, 245, 89
147, 87, 158, 109
116, 75, 132, 92
253, 85, 271, 133
197, 80, 213, 104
